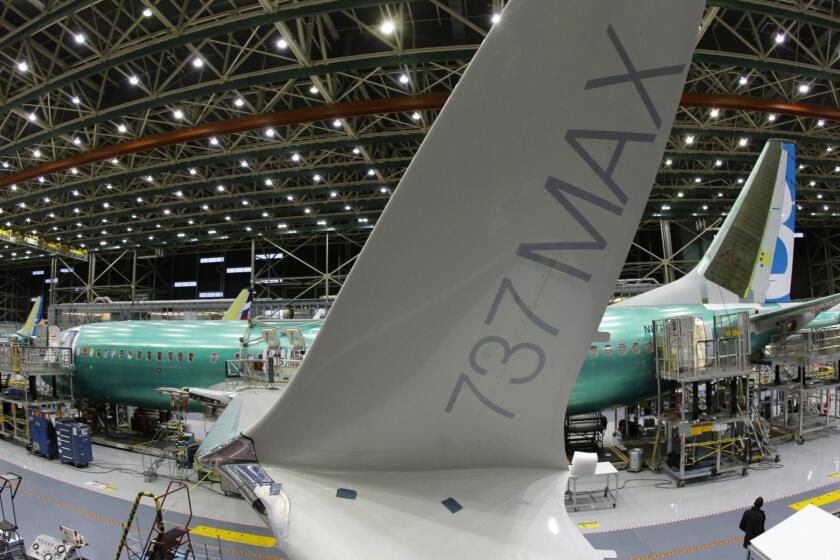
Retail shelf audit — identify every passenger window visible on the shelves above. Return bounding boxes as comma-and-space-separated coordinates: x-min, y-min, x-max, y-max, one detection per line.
168, 351, 174, 361
632, 342, 640, 354
127, 351, 132, 360
147, 351, 152, 361
157, 351, 162, 361
136, 349, 142, 360
604, 344, 613, 357
188, 352, 195, 363
589, 345, 598, 357
234, 352, 240, 360
645, 341, 653, 353
119, 349, 125, 359
258, 353, 263, 360
177, 352, 183, 362
618, 343, 627, 356
96, 348, 101, 358
247, 353, 253, 360
210, 352, 218, 364
110, 349, 116, 359
81, 347, 87, 356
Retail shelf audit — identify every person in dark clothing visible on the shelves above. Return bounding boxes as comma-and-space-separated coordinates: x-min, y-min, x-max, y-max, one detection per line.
739, 497, 766, 559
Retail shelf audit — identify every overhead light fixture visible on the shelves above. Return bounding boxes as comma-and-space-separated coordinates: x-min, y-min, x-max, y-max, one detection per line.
367, 169, 376, 176
216, 184, 225, 192
276, 37, 288, 49
16, 61, 28, 72
225, 216, 231, 221
201, 204, 209, 210
209, 136, 219, 146
72, 137, 82, 145
709, 108, 719, 118
694, 177, 702, 183
142, 8, 153, 17
313, 174, 322, 183
264, 128, 275, 137
684, 135, 694, 145
117, 123, 127, 133
738, 75, 748, 86
810, 180, 816, 186
738, 137, 748, 147
111, 158, 119, 164
175, 190, 183, 197
261, 211, 269, 218
399, 74, 409, 84
32, 149, 41, 157
411, 112, 421, 121
352, 147, 361, 154
136, 196, 143, 202
737, 178, 744, 184
714, 159, 722, 167
330, 191, 338, 198
818, 119, 826, 127
192, 57, 204, 68
173, 109, 184, 119
188, 168, 197, 175
379, 186, 388, 193
768, 113, 777, 122
234, 97, 244, 107
71, 96, 81, 105
332, 119, 342, 128
27, 112, 37, 122
277, 223, 288, 229
0, 161, 7, 168
677, 192, 684, 198
241, 200, 249, 206
73, 33, 86, 44
264, 178, 273, 186
380, 20, 395, 34
309, 85, 319, 95
317, 220, 327, 226
774, 32, 785, 44
291, 153, 300, 162
344, 205, 351, 211
163, 209, 171, 215
304, 208, 311, 214
491, 13, 501, 24
286, 195, 294, 201
103, 202, 110, 208
798, 83, 811, 94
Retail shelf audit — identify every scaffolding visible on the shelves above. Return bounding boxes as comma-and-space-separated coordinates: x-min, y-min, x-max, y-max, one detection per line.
654, 312, 757, 486
0, 344, 75, 445
760, 325, 840, 444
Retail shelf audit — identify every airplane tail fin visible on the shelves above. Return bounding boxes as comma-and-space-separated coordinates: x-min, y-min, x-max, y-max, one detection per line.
17, 296, 43, 338
615, 139, 795, 306
233, 0, 700, 472
222, 288, 253, 320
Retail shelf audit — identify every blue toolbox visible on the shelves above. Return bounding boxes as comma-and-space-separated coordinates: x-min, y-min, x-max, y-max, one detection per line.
55, 420, 92, 467
28, 412, 57, 460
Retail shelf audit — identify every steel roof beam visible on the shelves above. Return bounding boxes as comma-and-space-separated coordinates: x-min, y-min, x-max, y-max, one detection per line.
0, 0, 102, 52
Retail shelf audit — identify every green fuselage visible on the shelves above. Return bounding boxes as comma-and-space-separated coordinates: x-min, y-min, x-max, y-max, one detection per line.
63, 320, 321, 409
62, 303, 822, 414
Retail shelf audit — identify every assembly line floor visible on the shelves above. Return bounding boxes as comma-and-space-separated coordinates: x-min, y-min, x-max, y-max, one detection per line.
4, 430, 840, 559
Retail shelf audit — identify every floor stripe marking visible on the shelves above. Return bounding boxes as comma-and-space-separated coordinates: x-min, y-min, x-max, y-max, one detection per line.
627, 535, 741, 560
191, 525, 277, 548
788, 488, 840, 511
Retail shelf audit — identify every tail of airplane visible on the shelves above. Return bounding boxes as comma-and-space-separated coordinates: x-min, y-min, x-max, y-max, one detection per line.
222, 288, 253, 320
615, 139, 795, 306
199, 1, 701, 557
17, 296, 43, 338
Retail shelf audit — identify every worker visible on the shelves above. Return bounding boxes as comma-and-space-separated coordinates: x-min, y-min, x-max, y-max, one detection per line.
739, 496, 766, 559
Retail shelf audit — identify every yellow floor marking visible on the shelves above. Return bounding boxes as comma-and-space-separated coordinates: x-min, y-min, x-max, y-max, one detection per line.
191, 525, 277, 548
828, 472, 840, 479
627, 535, 741, 560
577, 521, 600, 529
789, 488, 840, 511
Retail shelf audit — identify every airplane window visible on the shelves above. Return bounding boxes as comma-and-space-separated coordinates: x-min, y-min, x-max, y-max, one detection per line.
157, 351, 162, 361
234, 352, 240, 360
188, 352, 195, 363
119, 349, 125, 359
258, 353, 263, 360
589, 346, 598, 357
618, 343, 627, 356
177, 352, 184, 362
96, 349, 101, 358
136, 349, 142, 360
645, 341, 653, 353
632, 342, 640, 354
127, 351, 132, 360
168, 351, 174, 362
110, 349, 117, 359
247, 353, 253, 360
210, 352, 218, 364
603, 344, 613, 357
147, 351, 152, 360
81, 347, 87, 356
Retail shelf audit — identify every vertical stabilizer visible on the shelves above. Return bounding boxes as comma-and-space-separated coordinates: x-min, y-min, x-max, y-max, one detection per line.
222, 288, 253, 320
17, 296, 43, 338
243, 0, 701, 472
615, 140, 795, 306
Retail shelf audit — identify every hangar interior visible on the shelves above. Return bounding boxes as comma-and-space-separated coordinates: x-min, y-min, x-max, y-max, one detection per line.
1, 1, 840, 559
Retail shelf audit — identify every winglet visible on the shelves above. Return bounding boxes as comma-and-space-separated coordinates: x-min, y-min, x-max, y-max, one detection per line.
17, 296, 43, 338
223, 288, 253, 320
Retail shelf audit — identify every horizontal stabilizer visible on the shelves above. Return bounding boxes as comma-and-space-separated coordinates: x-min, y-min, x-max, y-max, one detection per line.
751, 294, 840, 334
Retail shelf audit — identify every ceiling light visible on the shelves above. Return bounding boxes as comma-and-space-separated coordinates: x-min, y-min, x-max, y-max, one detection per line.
173, 109, 184, 119
291, 153, 300, 162
352, 147, 360, 154
201, 204, 209, 210
239, 160, 248, 168
332, 119, 342, 128
810, 180, 816, 186
737, 178, 744, 184
277, 223, 288, 229
358, 217, 369, 223
10, 185, 16, 191
399, 74, 409, 84
43, 197, 50, 203
738, 75, 748, 86
768, 113, 776, 121
187, 220, 194, 225
818, 193, 824, 199
130, 214, 137, 219
1, 162, 7, 168
694, 177, 702, 183
129, 75, 139, 85
380, 20, 395, 34
309, 85, 319, 95
264, 128, 275, 137
177, 232, 186, 238
103, 202, 110, 208
714, 159, 722, 167
73, 208, 80, 213
241, 200, 249, 206
27, 112, 37, 122
71, 96, 81, 105
344, 205, 351, 211
367, 169, 376, 176
313, 174, 321, 182
225, 216, 231, 221
106, 183, 113, 189
245, 226, 252, 232
111, 158, 119, 164
684, 135, 694, 145
264, 178, 273, 186
207, 230, 216, 235
738, 137, 748, 147
774, 32, 785, 44
70, 167, 78, 174
818, 119, 826, 127
163, 209, 171, 215
661, 204, 671, 210
32, 149, 41, 157
702, 205, 708, 210
73, 33, 85, 44
491, 13, 501, 24
677, 192, 684, 198
709, 108, 719, 118
216, 184, 225, 192
234, 98, 244, 108
72, 137, 82, 145
380, 186, 388, 193
136, 196, 143, 202
330, 191, 338, 198
117, 124, 127, 133
155, 224, 161, 228
261, 211, 269, 218
175, 190, 183, 197
192, 57, 204, 68
209, 136, 219, 146
798, 83, 811, 94
276, 37, 288, 49
828, 146, 834, 152
411, 112, 421, 121
286, 195, 294, 201
16, 61, 28, 72
304, 208, 311, 214
188, 168, 197, 175
142, 8, 153, 17
317, 220, 327, 226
